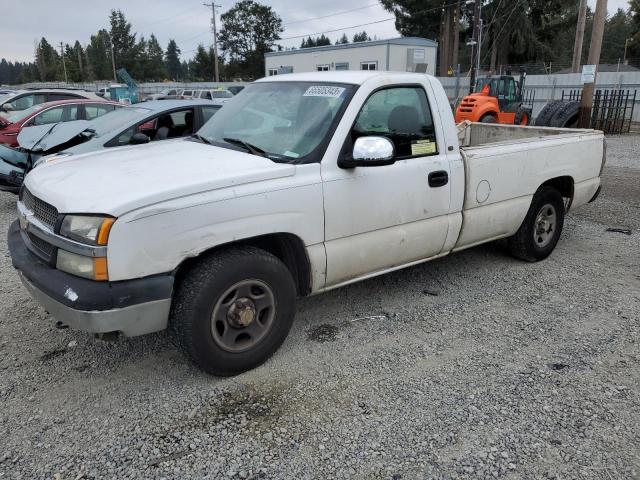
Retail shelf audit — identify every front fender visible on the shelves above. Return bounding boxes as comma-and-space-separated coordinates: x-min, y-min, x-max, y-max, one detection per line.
106, 166, 325, 281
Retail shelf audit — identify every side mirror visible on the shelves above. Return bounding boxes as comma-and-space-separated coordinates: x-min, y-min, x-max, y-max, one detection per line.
1, 104, 13, 112
129, 132, 150, 145
339, 136, 395, 168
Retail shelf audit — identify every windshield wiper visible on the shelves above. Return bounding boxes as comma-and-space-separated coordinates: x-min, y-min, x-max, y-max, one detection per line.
190, 133, 212, 145
222, 137, 267, 157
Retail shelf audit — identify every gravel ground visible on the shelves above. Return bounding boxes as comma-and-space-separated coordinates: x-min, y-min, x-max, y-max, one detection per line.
1, 135, 639, 480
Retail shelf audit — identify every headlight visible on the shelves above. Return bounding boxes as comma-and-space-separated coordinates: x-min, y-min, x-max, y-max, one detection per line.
56, 249, 108, 281
60, 215, 115, 246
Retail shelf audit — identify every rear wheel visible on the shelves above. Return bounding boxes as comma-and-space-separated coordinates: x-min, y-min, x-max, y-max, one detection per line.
169, 246, 296, 376
480, 114, 497, 123
507, 186, 565, 262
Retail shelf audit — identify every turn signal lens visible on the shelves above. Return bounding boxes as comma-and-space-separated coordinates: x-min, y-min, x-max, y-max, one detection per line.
97, 218, 115, 246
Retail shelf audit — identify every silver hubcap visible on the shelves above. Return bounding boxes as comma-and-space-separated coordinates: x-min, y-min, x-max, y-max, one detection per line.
534, 203, 557, 248
211, 279, 275, 353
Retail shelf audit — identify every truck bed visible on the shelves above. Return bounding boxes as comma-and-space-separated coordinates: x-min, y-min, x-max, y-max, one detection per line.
456, 121, 597, 148
452, 121, 604, 251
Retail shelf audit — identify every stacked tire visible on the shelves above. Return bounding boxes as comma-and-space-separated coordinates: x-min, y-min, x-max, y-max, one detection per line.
534, 100, 580, 128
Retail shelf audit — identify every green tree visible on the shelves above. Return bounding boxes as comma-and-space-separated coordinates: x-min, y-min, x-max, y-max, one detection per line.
86, 29, 112, 80
109, 9, 139, 74
35, 37, 61, 81
316, 34, 331, 46
352, 31, 371, 42
219, 0, 283, 79
144, 34, 166, 80
165, 39, 182, 80
63, 41, 85, 82
191, 44, 213, 80
601, 8, 634, 63
336, 33, 349, 44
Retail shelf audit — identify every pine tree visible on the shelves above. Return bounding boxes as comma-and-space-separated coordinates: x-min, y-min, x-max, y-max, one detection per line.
165, 39, 182, 80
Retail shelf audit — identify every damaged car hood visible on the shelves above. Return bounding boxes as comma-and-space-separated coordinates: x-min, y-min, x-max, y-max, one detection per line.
17, 120, 92, 152
24, 139, 296, 216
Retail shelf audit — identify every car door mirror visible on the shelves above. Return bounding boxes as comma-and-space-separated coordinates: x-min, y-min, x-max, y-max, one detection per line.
339, 136, 395, 168
129, 132, 150, 145
2, 104, 13, 112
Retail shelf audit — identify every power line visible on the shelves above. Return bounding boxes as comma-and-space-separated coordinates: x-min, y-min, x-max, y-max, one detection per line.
283, 3, 379, 26
278, 0, 460, 42
278, 17, 396, 41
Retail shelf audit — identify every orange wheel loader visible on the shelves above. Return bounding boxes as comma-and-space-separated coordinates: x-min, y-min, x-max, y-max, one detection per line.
455, 73, 532, 125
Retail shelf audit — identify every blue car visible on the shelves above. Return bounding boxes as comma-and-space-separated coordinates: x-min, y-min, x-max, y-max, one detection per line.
0, 100, 223, 193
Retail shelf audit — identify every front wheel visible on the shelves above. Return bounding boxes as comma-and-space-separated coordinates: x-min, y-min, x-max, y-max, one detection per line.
169, 246, 296, 376
507, 186, 565, 262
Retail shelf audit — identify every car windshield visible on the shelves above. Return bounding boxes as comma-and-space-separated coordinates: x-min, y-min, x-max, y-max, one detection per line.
197, 82, 354, 162
88, 106, 151, 137
211, 90, 233, 98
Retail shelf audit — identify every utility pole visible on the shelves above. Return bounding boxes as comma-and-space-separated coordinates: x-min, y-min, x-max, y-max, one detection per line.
578, 0, 607, 128
468, 0, 482, 94
59, 42, 68, 83
204, 2, 222, 83
451, 0, 460, 71
108, 34, 117, 82
571, 0, 588, 73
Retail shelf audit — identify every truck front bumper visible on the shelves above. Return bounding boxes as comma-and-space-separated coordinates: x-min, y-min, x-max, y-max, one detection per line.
8, 220, 174, 337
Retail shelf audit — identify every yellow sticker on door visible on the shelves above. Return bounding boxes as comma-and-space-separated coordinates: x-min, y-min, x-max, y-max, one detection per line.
411, 140, 437, 156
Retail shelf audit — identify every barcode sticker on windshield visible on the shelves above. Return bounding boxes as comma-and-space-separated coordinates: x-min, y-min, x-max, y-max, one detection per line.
303, 86, 345, 98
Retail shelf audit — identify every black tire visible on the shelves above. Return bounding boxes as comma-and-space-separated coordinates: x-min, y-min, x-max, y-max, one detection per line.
480, 114, 497, 123
534, 100, 565, 126
507, 186, 565, 262
169, 246, 296, 376
549, 100, 580, 128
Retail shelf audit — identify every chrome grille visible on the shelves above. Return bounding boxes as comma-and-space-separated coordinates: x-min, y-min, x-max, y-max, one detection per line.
22, 188, 58, 229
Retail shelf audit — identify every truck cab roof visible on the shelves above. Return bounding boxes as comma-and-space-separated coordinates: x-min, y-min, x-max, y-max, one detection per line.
256, 71, 434, 86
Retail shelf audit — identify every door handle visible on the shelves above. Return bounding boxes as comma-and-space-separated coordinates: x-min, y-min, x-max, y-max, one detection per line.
428, 170, 449, 188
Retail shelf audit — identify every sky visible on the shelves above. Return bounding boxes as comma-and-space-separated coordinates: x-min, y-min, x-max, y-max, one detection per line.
0, 0, 632, 63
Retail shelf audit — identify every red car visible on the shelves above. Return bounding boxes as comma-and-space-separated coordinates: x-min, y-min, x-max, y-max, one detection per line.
0, 99, 122, 148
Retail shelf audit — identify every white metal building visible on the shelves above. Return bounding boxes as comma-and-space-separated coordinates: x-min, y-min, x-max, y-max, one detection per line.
264, 37, 438, 77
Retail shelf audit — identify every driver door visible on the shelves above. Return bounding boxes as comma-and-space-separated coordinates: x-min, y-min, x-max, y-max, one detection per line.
322, 85, 452, 287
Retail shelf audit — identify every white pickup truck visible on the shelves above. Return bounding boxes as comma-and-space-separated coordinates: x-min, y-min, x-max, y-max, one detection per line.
9, 72, 605, 376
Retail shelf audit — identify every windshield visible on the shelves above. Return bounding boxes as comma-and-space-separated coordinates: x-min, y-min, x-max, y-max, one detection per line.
197, 82, 355, 162
87, 106, 151, 137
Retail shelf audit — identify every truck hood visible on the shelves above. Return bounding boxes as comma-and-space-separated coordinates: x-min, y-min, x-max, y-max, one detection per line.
24, 139, 296, 216
17, 120, 91, 152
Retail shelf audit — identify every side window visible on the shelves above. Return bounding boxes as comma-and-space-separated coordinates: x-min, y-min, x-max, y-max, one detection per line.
66, 104, 79, 121
202, 91, 213, 100
85, 104, 114, 120
115, 126, 136, 146
32, 106, 66, 125
201, 105, 220, 124
47, 93, 80, 102
352, 87, 437, 159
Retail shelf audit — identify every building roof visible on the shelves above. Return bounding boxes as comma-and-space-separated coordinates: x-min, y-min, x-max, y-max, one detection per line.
265, 37, 438, 58
256, 70, 434, 86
